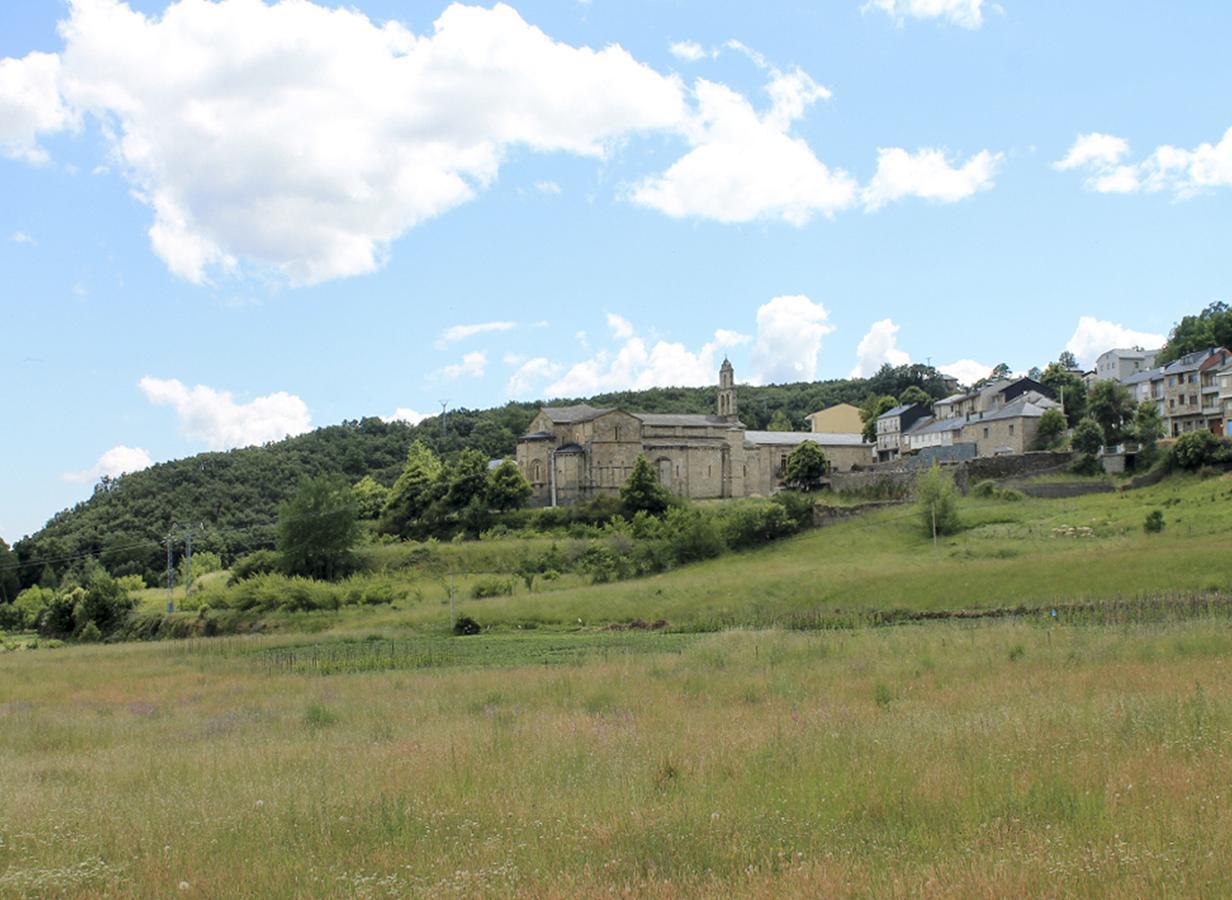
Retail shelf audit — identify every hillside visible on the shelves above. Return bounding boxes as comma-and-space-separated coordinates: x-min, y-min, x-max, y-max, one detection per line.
11, 364, 951, 589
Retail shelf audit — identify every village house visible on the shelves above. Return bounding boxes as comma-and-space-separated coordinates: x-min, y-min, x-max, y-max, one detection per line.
1095, 347, 1160, 382
875, 403, 930, 461
516, 361, 874, 506
805, 403, 863, 434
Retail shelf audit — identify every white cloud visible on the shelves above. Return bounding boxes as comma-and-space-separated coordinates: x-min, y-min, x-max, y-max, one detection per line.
385, 408, 430, 426
750, 294, 835, 384
4, 0, 687, 285
435, 321, 516, 348
864, 0, 988, 29
1056, 127, 1232, 198
850, 318, 911, 377
138, 376, 312, 449
938, 359, 994, 386
11, 231, 36, 245
0, 51, 77, 164
62, 444, 153, 483
862, 147, 1001, 211
607, 313, 635, 340
506, 357, 563, 398
533, 180, 561, 195
547, 320, 749, 397
630, 69, 857, 225
438, 351, 487, 380
669, 41, 707, 63
1053, 132, 1130, 172
1064, 316, 1166, 369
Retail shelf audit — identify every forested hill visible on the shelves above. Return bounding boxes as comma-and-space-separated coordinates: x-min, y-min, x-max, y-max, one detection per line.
11, 364, 951, 589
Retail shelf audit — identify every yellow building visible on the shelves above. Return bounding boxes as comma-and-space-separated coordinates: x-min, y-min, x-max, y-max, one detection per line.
805, 403, 864, 435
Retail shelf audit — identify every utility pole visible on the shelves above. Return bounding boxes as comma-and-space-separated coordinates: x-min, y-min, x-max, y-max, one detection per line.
184, 527, 194, 598
931, 503, 939, 560
165, 529, 175, 613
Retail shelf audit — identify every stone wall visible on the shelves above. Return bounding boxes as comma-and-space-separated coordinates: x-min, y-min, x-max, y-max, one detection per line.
955, 452, 1071, 491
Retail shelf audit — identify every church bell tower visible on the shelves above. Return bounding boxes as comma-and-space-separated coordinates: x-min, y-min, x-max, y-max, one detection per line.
717, 358, 737, 420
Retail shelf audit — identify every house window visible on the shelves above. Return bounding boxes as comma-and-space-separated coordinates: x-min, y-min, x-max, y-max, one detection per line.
614, 426, 621, 442
1191, 395, 1198, 406
983, 427, 989, 439
1009, 424, 1015, 435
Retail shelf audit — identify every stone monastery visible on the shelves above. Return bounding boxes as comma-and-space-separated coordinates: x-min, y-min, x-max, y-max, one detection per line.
516, 360, 872, 506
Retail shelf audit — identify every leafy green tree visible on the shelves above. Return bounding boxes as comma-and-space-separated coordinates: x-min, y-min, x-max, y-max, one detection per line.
1057, 351, 1079, 370
72, 572, 134, 636
859, 394, 899, 443
351, 475, 389, 520
486, 458, 532, 512
1071, 417, 1105, 458
444, 448, 491, 511
621, 455, 671, 517
381, 441, 443, 537
277, 475, 359, 581
1171, 430, 1224, 470
1158, 301, 1232, 363
784, 441, 827, 491
0, 538, 19, 605
899, 385, 931, 408
915, 464, 960, 537
179, 550, 222, 586
1041, 362, 1088, 426
1033, 407, 1068, 450
767, 410, 795, 432
1133, 401, 1163, 447
1087, 380, 1137, 445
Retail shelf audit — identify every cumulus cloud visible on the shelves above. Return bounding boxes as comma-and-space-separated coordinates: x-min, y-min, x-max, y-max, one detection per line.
750, 294, 835, 384
385, 407, 431, 425
11, 231, 36, 245
435, 321, 516, 348
938, 359, 994, 386
850, 318, 911, 377
607, 313, 635, 340
669, 40, 707, 62
438, 351, 487, 380
546, 321, 749, 397
1056, 128, 1232, 198
138, 376, 312, 449
863, 0, 988, 29
1064, 316, 1166, 368
62, 444, 153, 483
506, 357, 564, 398
631, 68, 858, 225
863, 147, 1002, 211
3, 0, 687, 284
0, 51, 77, 163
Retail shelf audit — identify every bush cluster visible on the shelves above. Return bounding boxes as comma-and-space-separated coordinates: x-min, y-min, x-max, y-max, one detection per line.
195, 572, 415, 613
1170, 431, 1232, 471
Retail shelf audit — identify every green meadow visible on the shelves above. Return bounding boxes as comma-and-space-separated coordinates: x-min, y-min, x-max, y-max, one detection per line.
3, 473, 1232, 896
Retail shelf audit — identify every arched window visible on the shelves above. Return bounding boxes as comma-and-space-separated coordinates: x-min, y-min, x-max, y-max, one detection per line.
531, 460, 543, 483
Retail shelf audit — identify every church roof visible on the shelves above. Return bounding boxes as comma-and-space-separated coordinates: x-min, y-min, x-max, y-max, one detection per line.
539, 404, 612, 424
745, 431, 868, 446
634, 413, 734, 427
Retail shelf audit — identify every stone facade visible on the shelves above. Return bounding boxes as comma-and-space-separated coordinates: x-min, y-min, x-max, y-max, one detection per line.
516, 363, 875, 506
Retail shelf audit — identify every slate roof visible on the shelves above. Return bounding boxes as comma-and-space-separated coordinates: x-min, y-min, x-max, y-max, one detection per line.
635, 413, 734, 427
744, 431, 868, 446
539, 404, 612, 424
877, 403, 917, 420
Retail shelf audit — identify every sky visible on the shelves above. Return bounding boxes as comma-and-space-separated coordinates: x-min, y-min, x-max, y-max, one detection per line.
1, 0, 1230, 541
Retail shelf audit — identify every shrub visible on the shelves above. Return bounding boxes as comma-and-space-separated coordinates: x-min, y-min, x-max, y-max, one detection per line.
873, 683, 893, 708
915, 464, 961, 537
229, 549, 282, 583
469, 577, 514, 599
621, 455, 672, 517
78, 621, 102, 643
453, 615, 482, 636
1144, 510, 1165, 534
1171, 430, 1229, 471
972, 479, 998, 498
663, 507, 726, 564
1071, 417, 1105, 458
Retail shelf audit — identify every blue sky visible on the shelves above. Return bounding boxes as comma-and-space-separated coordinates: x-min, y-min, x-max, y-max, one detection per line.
1, 0, 1230, 541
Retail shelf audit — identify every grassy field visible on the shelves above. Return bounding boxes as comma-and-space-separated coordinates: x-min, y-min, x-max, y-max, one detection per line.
3, 474, 1232, 895
4, 620, 1232, 896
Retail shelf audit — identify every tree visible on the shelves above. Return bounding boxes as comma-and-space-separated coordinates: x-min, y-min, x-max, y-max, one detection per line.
621, 455, 671, 517
990, 362, 1012, 380
381, 441, 443, 537
915, 464, 960, 537
1033, 407, 1068, 450
277, 475, 359, 581
859, 394, 899, 443
486, 458, 532, 512
443, 448, 491, 511
899, 385, 931, 408
1171, 430, 1225, 470
784, 441, 828, 492
1087, 380, 1136, 445
1057, 350, 1079, 370
1158, 301, 1232, 363
1071, 417, 1105, 458
1134, 401, 1163, 451
0, 538, 19, 605
351, 475, 389, 520
767, 410, 795, 432
1041, 362, 1088, 426
1027, 366, 1043, 381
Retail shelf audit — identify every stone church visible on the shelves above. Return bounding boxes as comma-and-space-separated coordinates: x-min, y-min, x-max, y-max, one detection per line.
516, 360, 873, 506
